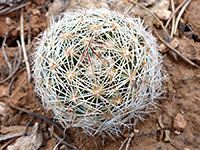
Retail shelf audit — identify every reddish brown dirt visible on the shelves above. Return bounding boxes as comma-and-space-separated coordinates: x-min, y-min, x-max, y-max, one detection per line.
0, 0, 200, 150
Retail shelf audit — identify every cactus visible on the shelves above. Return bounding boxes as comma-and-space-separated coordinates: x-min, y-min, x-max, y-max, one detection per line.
33, 8, 164, 136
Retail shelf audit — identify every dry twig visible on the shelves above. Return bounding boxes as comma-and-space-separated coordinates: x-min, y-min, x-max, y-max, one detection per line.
0, 40, 22, 84
154, 28, 199, 68
48, 128, 77, 150
0, 125, 32, 142
127, 0, 169, 38
42, 0, 53, 14
173, 0, 191, 35
0, 138, 16, 150
0, 133, 24, 142
20, 8, 31, 81
170, 0, 175, 38
0, 0, 24, 5
0, 2, 31, 15
165, 0, 188, 28
123, 0, 139, 15
119, 133, 134, 150
8, 67, 26, 95
1, 27, 16, 75
8, 103, 73, 143
5, 44, 20, 62
123, 3, 134, 15
27, 12, 31, 52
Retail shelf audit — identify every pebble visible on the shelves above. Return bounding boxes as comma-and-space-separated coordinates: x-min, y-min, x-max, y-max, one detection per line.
158, 115, 165, 129
173, 113, 187, 131
157, 0, 170, 10
134, 129, 139, 133
170, 38, 179, 48
159, 43, 169, 53
154, 9, 172, 21
5, 17, 12, 25
174, 130, 181, 135
60, 145, 68, 150
32, 9, 41, 15
164, 130, 171, 142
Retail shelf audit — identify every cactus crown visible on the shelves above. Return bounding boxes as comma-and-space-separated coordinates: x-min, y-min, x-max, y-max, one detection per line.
33, 8, 164, 136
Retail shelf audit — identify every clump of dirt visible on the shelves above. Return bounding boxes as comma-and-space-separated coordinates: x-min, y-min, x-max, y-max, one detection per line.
0, 0, 200, 150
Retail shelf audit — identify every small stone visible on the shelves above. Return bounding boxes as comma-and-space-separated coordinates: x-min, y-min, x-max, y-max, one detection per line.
170, 38, 179, 48
159, 43, 169, 53
154, 9, 172, 21
158, 115, 165, 129
173, 113, 187, 131
180, 109, 184, 115
32, 9, 40, 15
60, 145, 68, 150
164, 130, 171, 142
47, 0, 69, 17
158, 0, 170, 10
174, 130, 181, 135
134, 129, 139, 134
157, 129, 164, 141
5, 17, 12, 25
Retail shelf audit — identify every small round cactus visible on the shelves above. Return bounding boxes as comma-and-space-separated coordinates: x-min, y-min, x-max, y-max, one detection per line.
33, 8, 164, 136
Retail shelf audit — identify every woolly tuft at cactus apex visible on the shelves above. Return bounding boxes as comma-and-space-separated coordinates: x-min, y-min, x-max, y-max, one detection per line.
33, 8, 165, 137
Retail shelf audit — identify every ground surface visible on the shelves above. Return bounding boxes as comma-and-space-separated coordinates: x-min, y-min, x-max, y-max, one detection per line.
0, 0, 200, 150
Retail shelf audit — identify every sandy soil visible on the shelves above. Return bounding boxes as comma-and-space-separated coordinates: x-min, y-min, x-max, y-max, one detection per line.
0, 0, 200, 150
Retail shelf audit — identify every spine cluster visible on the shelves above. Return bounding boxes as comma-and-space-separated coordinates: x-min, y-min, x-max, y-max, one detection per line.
33, 8, 164, 136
